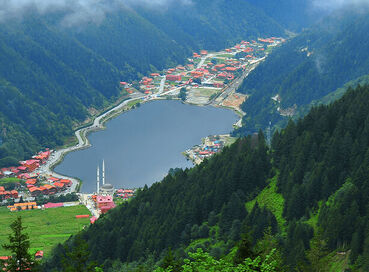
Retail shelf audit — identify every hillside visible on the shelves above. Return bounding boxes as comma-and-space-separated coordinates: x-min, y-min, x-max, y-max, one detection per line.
246, 0, 325, 31
0, 1, 286, 166
42, 85, 369, 271
234, 10, 369, 136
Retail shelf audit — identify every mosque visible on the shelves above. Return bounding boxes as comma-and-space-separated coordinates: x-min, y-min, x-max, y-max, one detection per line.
96, 160, 115, 196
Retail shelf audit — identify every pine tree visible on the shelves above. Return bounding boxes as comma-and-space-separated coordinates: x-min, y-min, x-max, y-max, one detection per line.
1, 216, 35, 272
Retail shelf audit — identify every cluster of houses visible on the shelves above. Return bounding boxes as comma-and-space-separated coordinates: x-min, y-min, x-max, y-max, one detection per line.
0, 148, 75, 201
0, 186, 18, 201
1, 251, 44, 266
115, 189, 135, 200
117, 37, 284, 99
27, 177, 72, 197
0, 150, 51, 179
185, 136, 227, 164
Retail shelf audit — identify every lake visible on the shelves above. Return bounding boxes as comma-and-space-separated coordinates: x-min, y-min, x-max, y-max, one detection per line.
55, 100, 238, 193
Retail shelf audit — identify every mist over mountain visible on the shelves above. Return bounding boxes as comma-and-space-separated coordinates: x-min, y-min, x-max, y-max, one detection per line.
0, 0, 284, 166
235, 10, 369, 136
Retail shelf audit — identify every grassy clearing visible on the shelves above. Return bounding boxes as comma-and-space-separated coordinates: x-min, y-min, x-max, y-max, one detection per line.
245, 175, 286, 232
215, 53, 234, 58
0, 205, 90, 256
193, 88, 219, 97
126, 99, 141, 108
323, 251, 350, 272
223, 136, 237, 147
0, 178, 22, 185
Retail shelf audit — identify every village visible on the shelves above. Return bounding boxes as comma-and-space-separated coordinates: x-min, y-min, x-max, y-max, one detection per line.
0, 36, 284, 219
0, 37, 284, 261
0, 151, 135, 219
121, 37, 284, 111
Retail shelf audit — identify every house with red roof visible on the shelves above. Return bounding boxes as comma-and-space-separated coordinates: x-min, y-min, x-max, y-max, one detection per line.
43, 184, 57, 194
21, 160, 39, 172
29, 187, 42, 197
35, 251, 44, 260
60, 179, 72, 187
53, 182, 65, 191
97, 195, 116, 214
26, 179, 37, 186
10, 190, 18, 199
90, 216, 97, 224
44, 202, 64, 209
166, 74, 182, 81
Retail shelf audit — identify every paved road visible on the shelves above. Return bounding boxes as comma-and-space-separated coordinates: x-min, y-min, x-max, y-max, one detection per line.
158, 76, 166, 95
196, 53, 214, 69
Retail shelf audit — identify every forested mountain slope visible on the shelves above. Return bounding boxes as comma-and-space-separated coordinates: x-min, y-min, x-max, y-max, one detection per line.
235, 10, 369, 136
43, 133, 272, 270
44, 85, 369, 271
246, 0, 325, 31
0, 1, 285, 166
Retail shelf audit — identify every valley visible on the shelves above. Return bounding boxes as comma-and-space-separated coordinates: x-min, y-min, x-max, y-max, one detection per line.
1, 2, 369, 271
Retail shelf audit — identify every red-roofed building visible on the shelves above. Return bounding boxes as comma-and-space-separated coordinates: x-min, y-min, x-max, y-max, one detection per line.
97, 195, 116, 214
29, 187, 41, 197
60, 179, 72, 187
90, 216, 97, 224
213, 83, 224, 88
0, 186, 4, 192
120, 82, 127, 86
26, 179, 37, 185
225, 67, 238, 72
214, 64, 226, 70
48, 177, 59, 183
39, 186, 49, 195
10, 190, 18, 199
17, 166, 28, 173
43, 184, 57, 194
18, 173, 31, 180
53, 182, 65, 191
76, 215, 89, 219
21, 160, 39, 172
35, 251, 44, 260
44, 202, 64, 209
166, 75, 182, 81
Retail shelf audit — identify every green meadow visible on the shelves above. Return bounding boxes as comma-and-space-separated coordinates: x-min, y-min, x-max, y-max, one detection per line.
0, 205, 90, 256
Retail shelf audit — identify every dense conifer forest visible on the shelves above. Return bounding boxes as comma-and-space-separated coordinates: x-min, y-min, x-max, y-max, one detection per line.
235, 10, 369, 136
42, 84, 369, 271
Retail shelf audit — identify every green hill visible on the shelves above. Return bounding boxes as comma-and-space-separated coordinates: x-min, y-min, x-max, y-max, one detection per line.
0, 1, 285, 166
42, 84, 369, 271
235, 10, 369, 136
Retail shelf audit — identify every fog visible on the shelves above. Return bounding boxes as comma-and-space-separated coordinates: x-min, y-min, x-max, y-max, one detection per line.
0, 0, 192, 26
312, 0, 369, 10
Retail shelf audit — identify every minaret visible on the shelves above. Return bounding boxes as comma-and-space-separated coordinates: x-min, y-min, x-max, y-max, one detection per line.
102, 160, 105, 185
97, 166, 100, 194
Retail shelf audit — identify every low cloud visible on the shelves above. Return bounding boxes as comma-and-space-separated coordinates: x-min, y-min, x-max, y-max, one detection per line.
0, 0, 192, 26
312, 0, 369, 10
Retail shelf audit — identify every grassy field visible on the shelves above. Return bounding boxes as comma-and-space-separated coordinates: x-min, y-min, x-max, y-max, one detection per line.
0, 205, 91, 256
215, 53, 234, 58
193, 88, 219, 97
246, 174, 286, 233
0, 178, 22, 185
